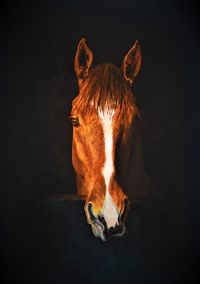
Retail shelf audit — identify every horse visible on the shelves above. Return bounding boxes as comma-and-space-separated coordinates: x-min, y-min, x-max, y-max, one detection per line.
70, 38, 142, 241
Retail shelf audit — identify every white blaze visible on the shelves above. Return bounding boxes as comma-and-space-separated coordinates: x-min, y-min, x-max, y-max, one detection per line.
98, 107, 118, 229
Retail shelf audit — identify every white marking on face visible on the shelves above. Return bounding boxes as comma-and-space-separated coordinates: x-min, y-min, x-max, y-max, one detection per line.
98, 107, 119, 229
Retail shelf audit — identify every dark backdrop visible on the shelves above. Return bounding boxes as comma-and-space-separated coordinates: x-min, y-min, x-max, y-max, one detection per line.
2, 1, 199, 283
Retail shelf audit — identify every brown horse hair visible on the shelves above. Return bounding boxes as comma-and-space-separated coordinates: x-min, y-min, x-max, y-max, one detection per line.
76, 63, 139, 116
74, 63, 140, 135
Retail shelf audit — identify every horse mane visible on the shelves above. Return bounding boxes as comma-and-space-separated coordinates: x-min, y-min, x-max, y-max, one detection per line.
76, 63, 140, 119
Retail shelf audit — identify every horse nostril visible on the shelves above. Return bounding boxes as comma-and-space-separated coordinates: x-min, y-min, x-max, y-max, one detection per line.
107, 224, 125, 237
86, 203, 106, 234
97, 215, 107, 228
87, 202, 96, 222
120, 198, 129, 222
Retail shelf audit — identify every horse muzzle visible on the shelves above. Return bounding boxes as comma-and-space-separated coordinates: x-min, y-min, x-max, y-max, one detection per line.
85, 202, 126, 241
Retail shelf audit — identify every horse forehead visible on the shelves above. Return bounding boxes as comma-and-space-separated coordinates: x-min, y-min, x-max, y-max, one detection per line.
98, 107, 115, 122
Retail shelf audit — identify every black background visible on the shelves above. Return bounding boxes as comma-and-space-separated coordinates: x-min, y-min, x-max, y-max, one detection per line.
2, 1, 200, 283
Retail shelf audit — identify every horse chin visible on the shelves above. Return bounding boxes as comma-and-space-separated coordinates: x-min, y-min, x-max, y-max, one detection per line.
91, 224, 106, 241
90, 222, 127, 241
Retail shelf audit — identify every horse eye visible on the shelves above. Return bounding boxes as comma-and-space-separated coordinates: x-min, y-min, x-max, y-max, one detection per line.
71, 116, 80, 127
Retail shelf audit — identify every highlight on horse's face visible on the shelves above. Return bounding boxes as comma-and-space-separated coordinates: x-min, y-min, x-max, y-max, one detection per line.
71, 38, 142, 241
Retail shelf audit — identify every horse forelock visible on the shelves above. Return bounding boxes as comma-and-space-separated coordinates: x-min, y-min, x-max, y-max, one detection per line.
75, 63, 139, 119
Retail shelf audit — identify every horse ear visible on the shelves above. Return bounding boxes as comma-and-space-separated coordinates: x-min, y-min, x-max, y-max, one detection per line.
74, 38, 93, 86
122, 40, 142, 84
